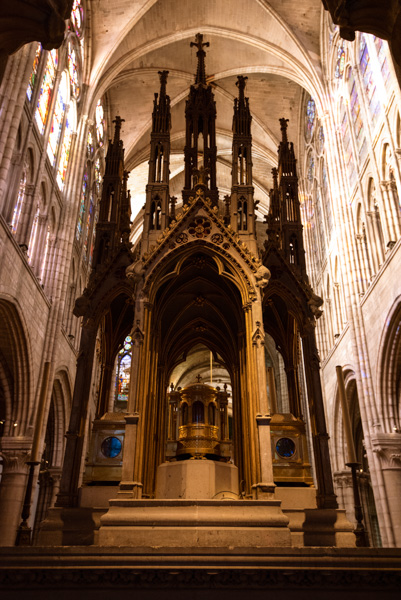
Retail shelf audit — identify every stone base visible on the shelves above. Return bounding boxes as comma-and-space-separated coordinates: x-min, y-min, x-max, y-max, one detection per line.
155, 459, 239, 499
98, 499, 292, 548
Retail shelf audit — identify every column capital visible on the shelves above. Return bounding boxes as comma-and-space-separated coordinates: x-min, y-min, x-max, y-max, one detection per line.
372, 433, 401, 469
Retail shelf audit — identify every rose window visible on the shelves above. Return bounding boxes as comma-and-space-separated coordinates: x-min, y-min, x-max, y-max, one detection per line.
188, 217, 211, 239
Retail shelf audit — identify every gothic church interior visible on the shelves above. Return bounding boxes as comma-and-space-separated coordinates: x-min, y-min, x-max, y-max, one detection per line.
1, 0, 401, 589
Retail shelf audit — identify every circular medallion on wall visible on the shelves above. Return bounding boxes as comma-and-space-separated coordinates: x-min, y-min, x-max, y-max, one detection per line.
101, 436, 122, 458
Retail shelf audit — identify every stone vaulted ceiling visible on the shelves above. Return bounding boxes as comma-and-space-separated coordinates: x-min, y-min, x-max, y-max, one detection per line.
85, 0, 324, 222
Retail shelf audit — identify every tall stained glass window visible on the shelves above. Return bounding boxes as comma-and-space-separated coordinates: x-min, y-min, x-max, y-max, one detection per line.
115, 336, 132, 403
335, 42, 345, 79
322, 161, 333, 235
306, 98, 316, 141
95, 100, 105, 146
11, 169, 26, 233
68, 41, 80, 99
71, 0, 84, 38
374, 37, 391, 91
94, 156, 102, 193
27, 43, 42, 101
359, 35, 381, 128
347, 69, 367, 162
340, 98, 356, 190
83, 193, 94, 259
28, 207, 40, 264
76, 170, 88, 240
47, 71, 68, 166
57, 101, 76, 190
89, 204, 98, 267
35, 49, 58, 134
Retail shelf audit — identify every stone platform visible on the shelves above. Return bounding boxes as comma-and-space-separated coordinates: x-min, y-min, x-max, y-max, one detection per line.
98, 498, 292, 547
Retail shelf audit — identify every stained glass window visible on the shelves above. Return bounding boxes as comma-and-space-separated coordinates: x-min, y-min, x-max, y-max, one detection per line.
89, 203, 98, 267
57, 100, 76, 190
83, 193, 94, 259
340, 98, 357, 190
359, 35, 381, 128
68, 41, 80, 99
374, 37, 391, 91
315, 189, 326, 260
304, 195, 320, 274
335, 43, 345, 79
28, 207, 40, 264
47, 71, 68, 166
318, 126, 325, 154
322, 162, 333, 235
76, 170, 88, 240
26, 43, 42, 101
115, 336, 132, 403
95, 99, 105, 146
307, 155, 314, 188
40, 226, 50, 281
71, 0, 84, 38
35, 49, 58, 134
95, 156, 102, 193
87, 129, 94, 158
306, 98, 316, 141
347, 69, 367, 162
11, 169, 26, 233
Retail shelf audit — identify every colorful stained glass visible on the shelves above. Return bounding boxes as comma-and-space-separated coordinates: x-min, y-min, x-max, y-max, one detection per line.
40, 226, 50, 281
89, 203, 98, 267
11, 169, 26, 233
115, 336, 132, 403
359, 35, 381, 128
322, 162, 333, 235
347, 70, 367, 162
83, 193, 94, 259
335, 43, 345, 79
68, 41, 80, 98
26, 43, 42, 101
47, 71, 68, 166
94, 157, 102, 193
28, 207, 40, 264
35, 49, 58, 134
76, 171, 88, 240
315, 189, 326, 259
374, 37, 391, 91
318, 126, 325, 153
340, 98, 357, 191
70, 0, 84, 38
87, 129, 94, 158
307, 155, 314, 188
306, 98, 315, 140
95, 99, 105, 146
57, 100, 76, 190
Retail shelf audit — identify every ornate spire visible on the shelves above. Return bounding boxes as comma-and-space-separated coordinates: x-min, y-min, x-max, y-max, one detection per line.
279, 117, 289, 143
112, 116, 125, 144
236, 75, 247, 103
278, 117, 296, 177
158, 70, 168, 98
152, 70, 170, 133
233, 75, 251, 136
190, 33, 209, 86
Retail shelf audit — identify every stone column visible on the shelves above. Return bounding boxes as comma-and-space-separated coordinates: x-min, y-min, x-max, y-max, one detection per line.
56, 318, 98, 507
302, 325, 338, 509
118, 322, 144, 499
0, 443, 30, 546
372, 433, 401, 547
334, 470, 355, 526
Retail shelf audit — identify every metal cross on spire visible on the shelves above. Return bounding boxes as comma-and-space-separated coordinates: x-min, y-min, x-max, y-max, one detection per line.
190, 33, 209, 86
